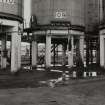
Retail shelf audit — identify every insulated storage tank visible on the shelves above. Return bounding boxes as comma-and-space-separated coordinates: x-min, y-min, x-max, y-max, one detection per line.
85, 0, 99, 32
0, 0, 23, 22
101, 0, 105, 23
31, 0, 85, 27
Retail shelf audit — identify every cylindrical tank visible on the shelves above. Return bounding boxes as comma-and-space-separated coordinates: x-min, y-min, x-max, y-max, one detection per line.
0, 0, 23, 22
31, 0, 85, 27
101, 0, 105, 23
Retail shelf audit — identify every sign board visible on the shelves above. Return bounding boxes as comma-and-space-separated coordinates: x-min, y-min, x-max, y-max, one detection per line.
0, 0, 15, 4
51, 21, 71, 27
55, 11, 66, 19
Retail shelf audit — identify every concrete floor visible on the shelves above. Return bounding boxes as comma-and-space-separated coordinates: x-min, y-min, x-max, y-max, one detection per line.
0, 80, 105, 105
0, 68, 105, 105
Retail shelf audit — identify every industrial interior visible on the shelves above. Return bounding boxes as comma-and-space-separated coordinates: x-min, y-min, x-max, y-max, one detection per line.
0, 0, 105, 74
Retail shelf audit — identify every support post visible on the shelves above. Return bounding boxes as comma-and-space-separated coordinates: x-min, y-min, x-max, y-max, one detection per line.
11, 25, 21, 73
79, 35, 84, 65
18, 33, 21, 69
100, 34, 105, 67
45, 35, 51, 68
86, 38, 89, 66
1, 35, 7, 69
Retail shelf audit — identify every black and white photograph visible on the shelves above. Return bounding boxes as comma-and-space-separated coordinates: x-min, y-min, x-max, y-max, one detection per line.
0, 0, 105, 104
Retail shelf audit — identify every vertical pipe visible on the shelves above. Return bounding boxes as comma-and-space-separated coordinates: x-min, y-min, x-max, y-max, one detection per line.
71, 36, 74, 66
17, 34, 21, 69
96, 38, 100, 65
99, 0, 104, 23
68, 34, 74, 68
30, 41, 32, 65
53, 43, 56, 67
32, 35, 38, 68
86, 37, 89, 66
62, 43, 66, 66
1, 34, 7, 69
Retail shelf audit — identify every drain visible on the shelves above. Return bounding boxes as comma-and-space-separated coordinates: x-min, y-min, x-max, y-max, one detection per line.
49, 100, 60, 105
